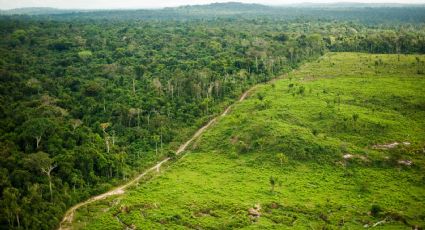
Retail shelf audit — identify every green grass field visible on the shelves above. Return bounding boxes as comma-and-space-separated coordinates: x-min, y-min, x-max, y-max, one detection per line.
72, 53, 425, 229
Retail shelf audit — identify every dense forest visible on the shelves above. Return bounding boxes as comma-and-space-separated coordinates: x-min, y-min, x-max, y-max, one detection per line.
0, 3, 424, 229
2, 3, 425, 23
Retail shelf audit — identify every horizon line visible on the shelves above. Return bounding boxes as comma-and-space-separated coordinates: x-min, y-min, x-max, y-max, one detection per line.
1, 1, 425, 11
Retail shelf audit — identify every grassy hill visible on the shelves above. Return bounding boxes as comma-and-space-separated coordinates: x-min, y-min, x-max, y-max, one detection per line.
71, 53, 425, 229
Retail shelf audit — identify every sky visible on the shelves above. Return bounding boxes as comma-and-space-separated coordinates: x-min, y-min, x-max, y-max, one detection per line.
1, 0, 424, 10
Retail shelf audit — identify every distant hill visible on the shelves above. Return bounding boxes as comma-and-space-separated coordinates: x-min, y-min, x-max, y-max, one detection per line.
169, 2, 276, 16
176, 2, 271, 10
1, 2, 425, 23
0, 7, 91, 15
288, 2, 425, 8
2, 1, 424, 16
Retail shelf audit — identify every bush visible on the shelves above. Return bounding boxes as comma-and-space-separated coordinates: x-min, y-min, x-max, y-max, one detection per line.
359, 181, 370, 193
298, 86, 305, 95
370, 204, 382, 217
255, 99, 271, 110
167, 150, 177, 159
257, 92, 265, 101
236, 140, 250, 154
229, 152, 239, 159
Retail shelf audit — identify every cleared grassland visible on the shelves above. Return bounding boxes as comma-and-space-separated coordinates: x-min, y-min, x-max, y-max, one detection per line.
72, 53, 425, 229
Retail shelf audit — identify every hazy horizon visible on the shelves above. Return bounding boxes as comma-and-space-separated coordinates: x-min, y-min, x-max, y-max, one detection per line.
1, 0, 425, 10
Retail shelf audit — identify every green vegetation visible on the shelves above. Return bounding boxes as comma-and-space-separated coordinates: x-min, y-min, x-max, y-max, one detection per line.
1, 2, 425, 229
3, 3, 425, 24
73, 53, 425, 229
0, 7, 329, 230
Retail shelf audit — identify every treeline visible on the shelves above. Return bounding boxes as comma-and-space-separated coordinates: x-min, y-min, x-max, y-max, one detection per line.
330, 28, 425, 53
0, 13, 424, 229
2, 3, 425, 24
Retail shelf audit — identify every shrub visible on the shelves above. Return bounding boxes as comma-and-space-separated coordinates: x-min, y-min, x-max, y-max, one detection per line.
370, 204, 382, 217
236, 140, 250, 154
276, 153, 288, 166
269, 176, 276, 193
167, 150, 177, 159
298, 86, 305, 95
352, 113, 359, 122
257, 93, 265, 101
359, 181, 370, 193
256, 99, 271, 110
229, 152, 239, 159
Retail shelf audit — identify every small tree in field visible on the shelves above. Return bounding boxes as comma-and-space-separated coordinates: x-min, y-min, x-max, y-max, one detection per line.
352, 113, 359, 128
298, 86, 305, 95
276, 153, 288, 166
269, 176, 276, 193
257, 93, 265, 101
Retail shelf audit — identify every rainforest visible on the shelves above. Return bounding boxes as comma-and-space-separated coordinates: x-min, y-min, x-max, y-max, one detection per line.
0, 2, 424, 229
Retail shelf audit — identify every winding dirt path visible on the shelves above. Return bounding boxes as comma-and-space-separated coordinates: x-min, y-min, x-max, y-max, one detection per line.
58, 85, 258, 230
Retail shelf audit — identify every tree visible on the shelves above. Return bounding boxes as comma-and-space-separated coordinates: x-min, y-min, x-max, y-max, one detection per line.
132, 78, 136, 95
269, 176, 276, 193
20, 118, 54, 149
100, 123, 111, 153
153, 135, 160, 156
298, 85, 305, 95
275, 33, 289, 42
128, 108, 139, 127
71, 119, 83, 132
200, 98, 212, 115
1, 187, 21, 228
11, 29, 27, 43
352, 113, 359, 128
26, 78, 42, 94
100, 122, 111, 133
152, 78, 162, 95
257, 93, 265, 101
84, 82, 103, 97
276, 153, 288, 166
24, 152, 57, 201
78, 50, 93, 61
167, 150, 177, 159
42, 165, 57, 202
